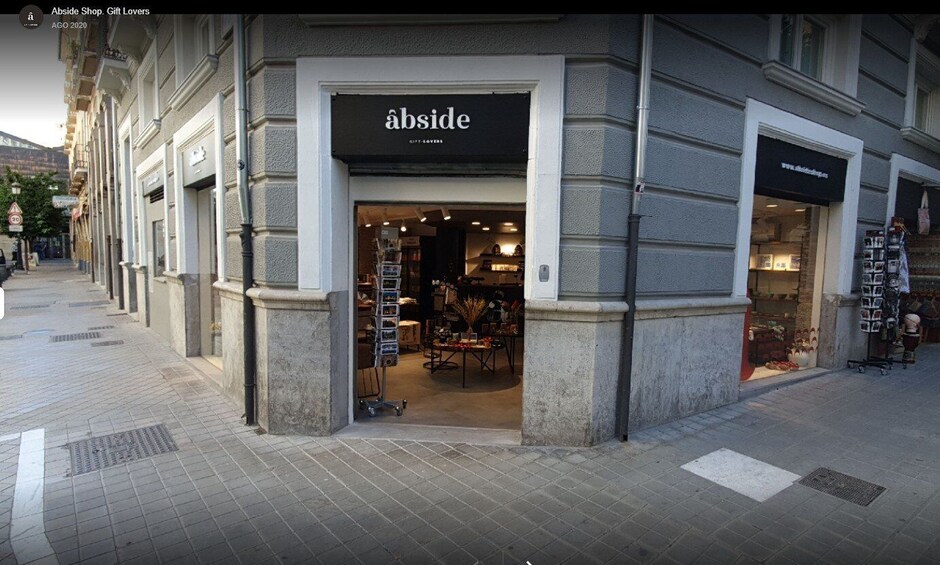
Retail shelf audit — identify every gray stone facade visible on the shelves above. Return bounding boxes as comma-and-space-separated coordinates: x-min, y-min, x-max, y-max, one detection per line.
73, 14, 940, 446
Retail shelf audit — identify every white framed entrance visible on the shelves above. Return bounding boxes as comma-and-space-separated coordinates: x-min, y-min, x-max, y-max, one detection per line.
295, 55, 565, 440
347, 177, 527, 426
886, 154, 940, 224
735, 99, 864, 369
295, 55, 564, 298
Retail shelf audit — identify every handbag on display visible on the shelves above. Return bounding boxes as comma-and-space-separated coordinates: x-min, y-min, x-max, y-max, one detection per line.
918, 189, 931, 235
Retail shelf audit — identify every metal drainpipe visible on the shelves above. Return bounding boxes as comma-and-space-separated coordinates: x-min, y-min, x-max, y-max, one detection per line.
617, 14, 654, 442
235, 15, 256, 426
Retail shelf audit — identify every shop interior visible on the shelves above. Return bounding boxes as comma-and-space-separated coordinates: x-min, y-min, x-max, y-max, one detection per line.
744, 195, 826, 380
353, 204, 525, 429
894, 179, 940, 345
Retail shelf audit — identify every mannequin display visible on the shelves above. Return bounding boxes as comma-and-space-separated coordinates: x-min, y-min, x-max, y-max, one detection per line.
902, 313, 921, 363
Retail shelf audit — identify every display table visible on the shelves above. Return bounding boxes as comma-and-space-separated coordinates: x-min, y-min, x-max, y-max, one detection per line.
427, 340, 500, 388
484, 331, 522, 374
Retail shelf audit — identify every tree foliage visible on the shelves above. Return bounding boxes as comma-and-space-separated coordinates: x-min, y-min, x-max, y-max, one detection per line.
0, 167, 69, 242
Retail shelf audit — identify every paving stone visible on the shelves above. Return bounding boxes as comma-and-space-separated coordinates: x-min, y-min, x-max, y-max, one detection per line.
2, 264, 940, 565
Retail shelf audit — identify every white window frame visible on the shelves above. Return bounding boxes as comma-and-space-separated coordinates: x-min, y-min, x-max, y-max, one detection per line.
136, 42, 161, 147
764, 14, 863, 115
902, 40, 940, 152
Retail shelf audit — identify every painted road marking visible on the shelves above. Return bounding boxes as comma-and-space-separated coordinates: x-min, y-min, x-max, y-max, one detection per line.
681, 448, 800, 502
0, 433, 20, 443
11, 428, 58, 564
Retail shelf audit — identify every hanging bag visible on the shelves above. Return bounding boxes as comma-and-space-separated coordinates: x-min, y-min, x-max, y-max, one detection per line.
918, 189, 931, 235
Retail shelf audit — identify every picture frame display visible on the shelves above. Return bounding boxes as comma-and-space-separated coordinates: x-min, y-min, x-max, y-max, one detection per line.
757, 254, 773, 270
787, 254, 801, 271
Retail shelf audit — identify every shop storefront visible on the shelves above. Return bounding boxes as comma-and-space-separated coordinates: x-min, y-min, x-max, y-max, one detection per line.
230, 55, 625, 445
136, 148, 171, 343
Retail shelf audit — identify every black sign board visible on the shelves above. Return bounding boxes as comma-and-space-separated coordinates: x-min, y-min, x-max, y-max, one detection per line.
895, 177, 938, 229
755, 136, 847, 206
331, 93, 530, 163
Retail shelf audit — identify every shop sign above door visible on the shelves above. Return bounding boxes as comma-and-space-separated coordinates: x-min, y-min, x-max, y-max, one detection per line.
331, 93, 530, 163
755, 136, 848, 206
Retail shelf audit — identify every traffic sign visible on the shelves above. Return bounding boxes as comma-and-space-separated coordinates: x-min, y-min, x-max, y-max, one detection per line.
8, 225, 23, 232
8, 214, 22, 225
7, 202, 22, 215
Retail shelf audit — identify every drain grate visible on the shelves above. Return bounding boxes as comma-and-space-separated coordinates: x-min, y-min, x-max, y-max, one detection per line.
68, 300, 110, 308
88, 326, 115, 330
10, 304, 50, 310
0, 335, 22, 341
67, 424, 178, 475
106, 313, 129, 317
49, 332, 101, 343
798, 467, 885, 506
91, 340, 124, 347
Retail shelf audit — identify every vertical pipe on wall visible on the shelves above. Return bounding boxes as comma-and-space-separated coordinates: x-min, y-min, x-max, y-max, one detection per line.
110, 97, 124, 310
617, 14, 654, 442
235, 15, 256, 426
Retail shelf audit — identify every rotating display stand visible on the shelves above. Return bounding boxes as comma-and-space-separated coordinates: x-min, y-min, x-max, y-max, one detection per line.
848, 227, 906, 375
359, 227, 407, 417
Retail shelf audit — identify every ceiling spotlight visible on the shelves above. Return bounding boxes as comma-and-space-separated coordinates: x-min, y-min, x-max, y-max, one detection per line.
794, 208, 806, 212
471, 221, 481, 226
482, 226, 490, 231
382, 208, 389, 226
400, 222, 407, 233
503, 222, 514, 227
510, 227, 518, 232
365, 222, 372, 228
415, 208, 426, 222
441, 207, 451, 220
766, 204, 778, 208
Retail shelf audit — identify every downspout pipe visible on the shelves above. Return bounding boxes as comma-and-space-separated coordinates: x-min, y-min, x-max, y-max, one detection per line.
617, 14, 654, 442
235, 15, 256, 426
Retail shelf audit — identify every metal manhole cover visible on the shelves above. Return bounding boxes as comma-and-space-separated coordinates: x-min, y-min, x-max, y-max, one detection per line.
91, 340, 124, 347
798, 467, 885, 506
68, 300, 110, 308
67, 424, 178, 475
49, 332, 101, 343
88, 326, 114, 330
10, 304, 50, 310
0, 335, 22, 340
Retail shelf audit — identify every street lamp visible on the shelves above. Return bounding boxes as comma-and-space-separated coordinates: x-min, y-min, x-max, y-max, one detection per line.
11, 182, 21, 195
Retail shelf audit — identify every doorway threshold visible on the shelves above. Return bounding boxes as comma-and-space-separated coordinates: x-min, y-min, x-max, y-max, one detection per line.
335, 422, 521, 446
740, 367, 832, 399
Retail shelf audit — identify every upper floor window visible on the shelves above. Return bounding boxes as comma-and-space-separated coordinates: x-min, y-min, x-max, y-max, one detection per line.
901, 36, 940, 152
174, 15, 215, 87
778, 15, 827, 81
137, 42, 160, 145
763, 14, 863, 115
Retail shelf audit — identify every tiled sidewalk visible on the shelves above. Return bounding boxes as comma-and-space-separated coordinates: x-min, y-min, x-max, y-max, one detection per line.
1, 261, 939, 564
